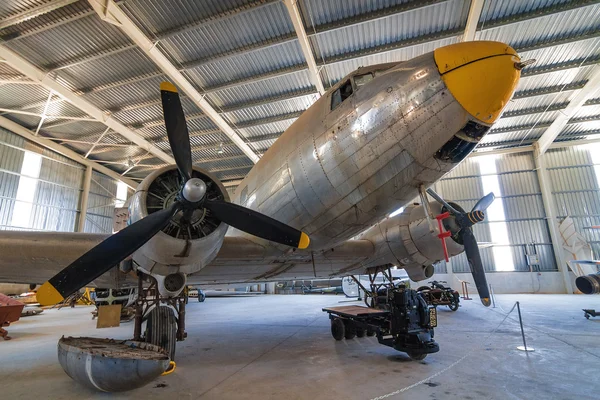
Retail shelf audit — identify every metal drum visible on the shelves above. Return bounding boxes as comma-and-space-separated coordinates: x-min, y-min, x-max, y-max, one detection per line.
58, 337, 170, 392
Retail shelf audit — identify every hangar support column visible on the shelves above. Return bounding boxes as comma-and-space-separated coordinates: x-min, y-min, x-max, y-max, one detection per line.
533, 144, 573, 294
77, 166, 93, 233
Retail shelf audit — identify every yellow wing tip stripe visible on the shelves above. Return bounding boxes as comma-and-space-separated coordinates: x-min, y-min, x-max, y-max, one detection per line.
298, 232, 310, 249
160, 81, 178, 93
37, 281, 64, 306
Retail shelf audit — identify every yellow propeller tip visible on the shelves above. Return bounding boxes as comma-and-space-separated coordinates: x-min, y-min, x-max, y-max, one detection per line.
37, 281, 64, 306
298, 232, 310, 249
160, 81, 178, 93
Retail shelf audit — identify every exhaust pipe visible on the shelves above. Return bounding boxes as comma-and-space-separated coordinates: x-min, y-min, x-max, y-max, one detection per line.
575, 273, 600, 294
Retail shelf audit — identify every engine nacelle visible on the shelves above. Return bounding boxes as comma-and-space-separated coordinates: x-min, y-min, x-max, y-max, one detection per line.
128, 166, 229, 286
358, 201, 464, 281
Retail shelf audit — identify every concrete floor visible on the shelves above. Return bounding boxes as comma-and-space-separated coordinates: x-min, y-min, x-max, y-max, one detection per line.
1, 294, 599, 399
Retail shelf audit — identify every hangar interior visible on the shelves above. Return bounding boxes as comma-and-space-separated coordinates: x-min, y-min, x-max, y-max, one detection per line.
0, 0, 599, 399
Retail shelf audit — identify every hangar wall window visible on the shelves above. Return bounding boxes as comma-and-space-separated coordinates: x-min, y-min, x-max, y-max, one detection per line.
587, 143, 600, 188
10, 151, 43, 228
476, 155, 515, 271
331, 80, 353, 110
115, 181, 128, 208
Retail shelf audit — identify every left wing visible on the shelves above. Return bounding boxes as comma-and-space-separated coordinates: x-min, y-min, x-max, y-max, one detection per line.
0, 231, 375, 287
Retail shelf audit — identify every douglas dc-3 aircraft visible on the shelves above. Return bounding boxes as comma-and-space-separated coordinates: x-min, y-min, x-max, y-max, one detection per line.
0, 41, 525, 359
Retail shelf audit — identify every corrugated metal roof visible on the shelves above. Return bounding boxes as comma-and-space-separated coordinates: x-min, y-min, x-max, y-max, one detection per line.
184, 40, 305, 89
477, 3, 600, 46
156, 1, 293, 65
310, 0, 468, 60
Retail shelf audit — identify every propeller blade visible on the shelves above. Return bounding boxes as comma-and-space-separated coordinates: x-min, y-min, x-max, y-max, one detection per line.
426, 188, 461, 215
204, 200, 310, 249
460, 227, 491, 306
161, 82, 193, 181
472, 192, 495, 213
37, 202, 182, 306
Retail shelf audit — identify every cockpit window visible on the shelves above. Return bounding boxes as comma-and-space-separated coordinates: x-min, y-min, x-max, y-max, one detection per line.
354, 73, 373, 88
331, 80, 353, 110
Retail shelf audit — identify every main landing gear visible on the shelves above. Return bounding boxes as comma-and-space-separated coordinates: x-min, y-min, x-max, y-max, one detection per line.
133, 272, 186, 362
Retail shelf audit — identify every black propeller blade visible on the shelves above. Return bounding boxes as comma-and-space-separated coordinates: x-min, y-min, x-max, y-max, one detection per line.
161, 81, 193, 181
37, 202, 182, 306
429, 189, 495, 307
38, 81, 310, 306
459, 226, 491, 306
205, 200, 310, 249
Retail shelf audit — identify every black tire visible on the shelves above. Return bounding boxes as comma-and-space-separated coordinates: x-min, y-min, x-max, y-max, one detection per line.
198, 292, 206, 302
146, 306, 177, 360
366, 327, 375, 337
356, 327, 366, 338
408, 352, 427, 361
449, 300, 459, 311
331, 318, 345, 341
343, 320, 356, 340
417, 286, 430, 292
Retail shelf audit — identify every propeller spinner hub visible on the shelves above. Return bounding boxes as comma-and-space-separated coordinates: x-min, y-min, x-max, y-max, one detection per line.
182, 178, 207, 203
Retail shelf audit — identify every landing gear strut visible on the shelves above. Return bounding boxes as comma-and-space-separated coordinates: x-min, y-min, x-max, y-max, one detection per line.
133, 272, 187, 360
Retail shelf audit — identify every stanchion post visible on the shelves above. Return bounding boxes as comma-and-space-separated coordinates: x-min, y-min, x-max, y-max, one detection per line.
516, 301, 534, 352
490, 284, 496, 308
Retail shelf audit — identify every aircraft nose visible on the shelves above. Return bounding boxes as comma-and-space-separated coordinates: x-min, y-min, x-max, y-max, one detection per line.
434, 41, 521, 124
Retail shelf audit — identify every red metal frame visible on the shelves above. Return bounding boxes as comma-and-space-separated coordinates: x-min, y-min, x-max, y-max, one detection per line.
436, 212, 452, 262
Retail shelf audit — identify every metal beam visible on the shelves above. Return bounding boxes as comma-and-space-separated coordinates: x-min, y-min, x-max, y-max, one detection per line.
283, 0, 325, 95
0, 115, 137, 188
0, 0, 78, 30
89, 0, 260, 164
472, 136, 600, 157
536, 65, 600, 155
0, 107, 97, 122
461, 0, 484, 42
533, 144, 574, 294
77, 165, 93, 232
0, 45, 175, 165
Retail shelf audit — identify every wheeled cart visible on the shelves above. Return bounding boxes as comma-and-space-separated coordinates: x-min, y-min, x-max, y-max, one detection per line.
323, 287, 439, 361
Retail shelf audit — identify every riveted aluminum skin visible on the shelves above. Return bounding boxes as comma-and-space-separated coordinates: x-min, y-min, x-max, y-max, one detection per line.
128, 165, 229, 277
231, 53, 480, 253
357, 202, 464, 282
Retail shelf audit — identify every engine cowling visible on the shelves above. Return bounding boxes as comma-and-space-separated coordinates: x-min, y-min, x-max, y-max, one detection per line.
358, 201, 464, 281
128, 166, 229, 280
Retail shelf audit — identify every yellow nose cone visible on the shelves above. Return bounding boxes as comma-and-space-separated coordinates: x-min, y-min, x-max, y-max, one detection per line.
434, 41, 521, 123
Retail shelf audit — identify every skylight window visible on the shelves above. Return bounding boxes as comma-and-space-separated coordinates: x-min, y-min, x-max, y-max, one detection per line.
11, 151, 43, 228
115, 181, 128, 208
587, 143, 600, 189
476, 155, 515, 271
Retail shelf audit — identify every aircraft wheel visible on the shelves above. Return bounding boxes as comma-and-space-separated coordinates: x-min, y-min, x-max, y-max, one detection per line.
356, 327, 366, 338
198, 292, 206, 302
343, 320, 356, 340
331, 318, 345, 341
408, 352, 427, 361
146, 306, 177, 361
366, 327, 375, 337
